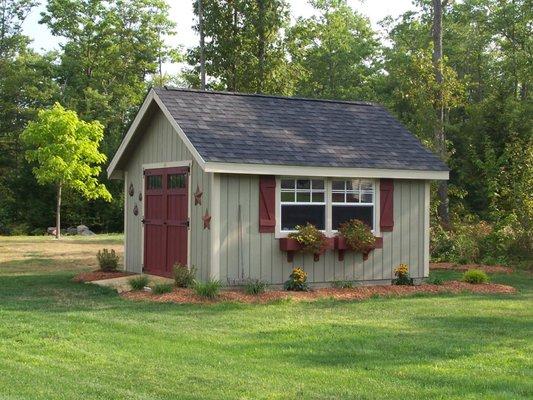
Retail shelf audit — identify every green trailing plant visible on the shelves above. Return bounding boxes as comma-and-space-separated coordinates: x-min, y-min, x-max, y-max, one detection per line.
129, 275, 149, 291
462, 269, 489, 284
284, 267, 309, 291
393, 264, 414, 286
288, 223, 328, 255
194, 279, 222, 299
244, 279, 267, 295
331, 280, 354, 289
338, 219, 376, 253
427, 275, 444, 285
174, 263, 196, 288
96, 248, 119, 272
152, 283, 173, 295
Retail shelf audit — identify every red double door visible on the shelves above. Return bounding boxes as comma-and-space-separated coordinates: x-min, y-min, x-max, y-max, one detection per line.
143, 167, 189, 277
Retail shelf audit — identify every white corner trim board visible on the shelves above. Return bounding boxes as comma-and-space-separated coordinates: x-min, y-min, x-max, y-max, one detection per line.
107, 89, 450, 182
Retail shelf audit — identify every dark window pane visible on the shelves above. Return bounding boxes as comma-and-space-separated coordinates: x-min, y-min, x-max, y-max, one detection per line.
332, 192, 345, 203
361, 192, 373, 203
312, 192, 324, 202
167, 174, 185, 189
281, 179, 294, 189
297, 192, 311, 202
346, 191, 360, 203
332, 180, 345, 190
147, 175, 162, 190
281, 191, 294, 202
312, 179, 324, 189
297, 179, 310, 189
332, 206, 373, 230
281, 205, 325, 230
346, 180, 357, 191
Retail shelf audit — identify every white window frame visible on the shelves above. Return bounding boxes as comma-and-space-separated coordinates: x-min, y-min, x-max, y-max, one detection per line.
275, 176, 381, 238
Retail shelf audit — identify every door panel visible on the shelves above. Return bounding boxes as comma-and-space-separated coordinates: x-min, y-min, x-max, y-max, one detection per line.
143, 167, 189, 277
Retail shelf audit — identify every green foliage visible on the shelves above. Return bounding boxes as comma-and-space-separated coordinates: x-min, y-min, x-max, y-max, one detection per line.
129, 275, 149, 291
462, 269, 489, 284
21, 103, 111, 201
284, 267, 309, 291
193, 279, 222, 299
173, 263, 196, 288
338, 219, 376, 253
288, 223, 328, 255
331, 280, 354, 289
152, 283, 174, 295
244, 279, 267, 295
427, 275, 444, 285
96, 248, 119, 272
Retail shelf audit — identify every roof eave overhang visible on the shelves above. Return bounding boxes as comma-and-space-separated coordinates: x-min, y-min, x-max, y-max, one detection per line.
203, 162, 449, 180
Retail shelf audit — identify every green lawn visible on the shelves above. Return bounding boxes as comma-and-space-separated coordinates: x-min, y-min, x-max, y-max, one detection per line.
0, 236, 531, 399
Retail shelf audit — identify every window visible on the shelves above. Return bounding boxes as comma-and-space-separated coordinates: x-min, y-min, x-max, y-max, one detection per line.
278, 177, 376, 234
280, 179, 325, 230
332, 179, 374, 230
167, 174, 185, 189
147, 175, 162, 190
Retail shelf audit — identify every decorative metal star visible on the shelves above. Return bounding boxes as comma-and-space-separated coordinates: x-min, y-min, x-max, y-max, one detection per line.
202, 209, 211, 230
194, 184, 203, 205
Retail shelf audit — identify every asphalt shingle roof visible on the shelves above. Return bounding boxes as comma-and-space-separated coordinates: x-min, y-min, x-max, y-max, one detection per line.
154, 87, 448, 171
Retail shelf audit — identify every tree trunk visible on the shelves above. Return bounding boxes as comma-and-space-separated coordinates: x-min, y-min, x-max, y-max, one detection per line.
199, 0, 206, 90
432, 0, 450, 228
56, 182, 62, 239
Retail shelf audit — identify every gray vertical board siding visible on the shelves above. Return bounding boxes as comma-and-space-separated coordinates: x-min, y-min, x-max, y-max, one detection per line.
217, 175, 429, 285
123, 109, 211, 278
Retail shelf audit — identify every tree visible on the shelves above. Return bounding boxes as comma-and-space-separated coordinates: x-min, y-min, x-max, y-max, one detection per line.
287, 0, 381, 100
21, 103, 111, 239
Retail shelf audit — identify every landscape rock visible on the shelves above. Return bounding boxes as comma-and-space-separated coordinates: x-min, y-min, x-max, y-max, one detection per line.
47, 227, 57, 235
67, 227, 78, 235
79, 229, 95, 236
76, 225, 89, 234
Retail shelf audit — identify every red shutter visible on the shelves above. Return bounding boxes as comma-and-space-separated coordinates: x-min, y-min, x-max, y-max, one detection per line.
259, 175, 276, 233
380, 179, 394, 232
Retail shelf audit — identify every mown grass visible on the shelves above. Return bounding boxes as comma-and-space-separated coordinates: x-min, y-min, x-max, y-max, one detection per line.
0, 235, 531, 399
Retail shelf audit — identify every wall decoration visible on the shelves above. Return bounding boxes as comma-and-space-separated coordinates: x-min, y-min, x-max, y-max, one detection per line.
133, 204, 138, 216
194, 184, 203, 205
128, 183, 134, 197
138, 192, 142, 201
202, 209, 211, 230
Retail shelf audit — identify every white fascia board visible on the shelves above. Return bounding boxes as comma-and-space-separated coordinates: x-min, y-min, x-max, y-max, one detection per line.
203, 162, 449, 180
106, 89, 207, 180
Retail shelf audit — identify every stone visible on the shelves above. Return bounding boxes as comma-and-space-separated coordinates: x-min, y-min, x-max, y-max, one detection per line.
76, 224, 89, 234
79, 229, 95, 236
47, 227, 57, 235
66, 227, 78, 235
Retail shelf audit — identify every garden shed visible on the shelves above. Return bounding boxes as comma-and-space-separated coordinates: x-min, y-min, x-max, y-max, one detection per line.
107, 87, 449, 285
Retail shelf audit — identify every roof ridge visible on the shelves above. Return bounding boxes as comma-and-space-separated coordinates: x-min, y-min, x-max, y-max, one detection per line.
158, 86, 376, 107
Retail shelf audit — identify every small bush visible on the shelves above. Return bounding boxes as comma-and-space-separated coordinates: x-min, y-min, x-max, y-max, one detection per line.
244, 279, 267, 295
96, 248, 119, 272
331, 280, 354, 289
152, 283, 173, 295
338, 219, 376, 253
462, 269, 489, 284
427, 276, 444, 285
174, 263, 196, 288
284, 267, 309, 291
393, 263, 413, 285
288, 223, 328, 254
194, 279, 222, 299
129, 275, 149, 291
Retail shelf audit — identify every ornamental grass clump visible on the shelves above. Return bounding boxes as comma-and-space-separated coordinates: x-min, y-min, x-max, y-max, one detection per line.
284, 267, 309, 291
288, 223, 328, 255
393, 264, 413, 286
129, 275, 149, 291
462, 269, 489, 284
244, 279, 267, 295
338, 219, 376, 253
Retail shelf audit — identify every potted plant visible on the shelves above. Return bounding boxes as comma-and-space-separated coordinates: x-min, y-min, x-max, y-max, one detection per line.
280, 223, 330, 262
335, 219, 381, 261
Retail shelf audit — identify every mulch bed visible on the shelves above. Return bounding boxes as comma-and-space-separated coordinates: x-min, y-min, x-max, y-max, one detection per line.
73, 270, 134, 283
121, 281, 516, 305
430, 262, 513, 274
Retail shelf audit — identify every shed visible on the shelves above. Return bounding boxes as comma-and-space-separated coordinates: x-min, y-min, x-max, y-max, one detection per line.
108, 87, 449, 285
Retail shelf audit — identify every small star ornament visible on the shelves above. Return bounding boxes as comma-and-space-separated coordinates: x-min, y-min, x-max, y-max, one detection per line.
194, 184, 203, 205
202, 209, 211, 230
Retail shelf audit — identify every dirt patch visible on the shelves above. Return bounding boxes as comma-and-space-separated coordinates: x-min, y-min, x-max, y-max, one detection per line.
121, 281, 516, 305
73, 270, 133, 283
430, 262, 513, 274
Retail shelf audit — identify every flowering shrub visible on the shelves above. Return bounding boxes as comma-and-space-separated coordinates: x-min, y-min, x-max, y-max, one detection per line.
338, 219, 376, 253
284, 267, 309, 291
288, 223, 328, 255
393, 263, 413, 285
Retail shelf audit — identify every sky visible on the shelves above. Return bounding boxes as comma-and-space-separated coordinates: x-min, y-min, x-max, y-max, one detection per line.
22, 0, 415, 75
